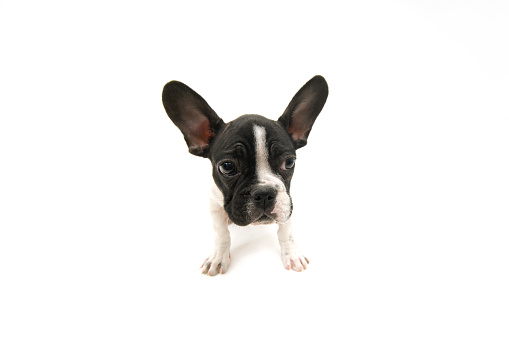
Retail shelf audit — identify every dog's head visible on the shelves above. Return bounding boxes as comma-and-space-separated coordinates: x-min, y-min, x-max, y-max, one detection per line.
162, 76, 328, 225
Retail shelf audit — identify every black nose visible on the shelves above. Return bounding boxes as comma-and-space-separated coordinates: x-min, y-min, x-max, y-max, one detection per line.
251, 186, 277, 211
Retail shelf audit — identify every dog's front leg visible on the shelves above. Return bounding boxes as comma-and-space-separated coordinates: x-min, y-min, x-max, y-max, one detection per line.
277, 218, 309, 272
200, 194, 231, 276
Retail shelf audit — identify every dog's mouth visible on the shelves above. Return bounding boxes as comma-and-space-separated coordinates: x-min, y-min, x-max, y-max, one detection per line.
249, 208, 281, 225
258, 213, 276, 223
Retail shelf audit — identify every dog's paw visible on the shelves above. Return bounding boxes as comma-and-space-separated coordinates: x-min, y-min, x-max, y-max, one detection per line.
281, 245, 309, 272
200, 249, 231, 276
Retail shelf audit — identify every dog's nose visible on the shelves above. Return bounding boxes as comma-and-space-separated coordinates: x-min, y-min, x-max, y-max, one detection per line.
251, 186, 277, 211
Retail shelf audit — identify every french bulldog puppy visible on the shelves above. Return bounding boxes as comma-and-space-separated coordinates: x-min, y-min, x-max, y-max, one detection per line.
162, 76, 328, 275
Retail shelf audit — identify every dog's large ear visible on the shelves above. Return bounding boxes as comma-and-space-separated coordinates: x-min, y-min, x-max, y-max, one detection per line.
278, 75, 328, 149
162, 81, 224, 157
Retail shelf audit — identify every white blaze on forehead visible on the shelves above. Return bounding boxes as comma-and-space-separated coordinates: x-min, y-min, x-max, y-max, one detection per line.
253, 125, 270, 176
253, 125, 284, 190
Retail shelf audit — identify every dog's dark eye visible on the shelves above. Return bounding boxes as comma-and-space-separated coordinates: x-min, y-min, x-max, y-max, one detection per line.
281, 157, 296, 170
219, 162, 237, 176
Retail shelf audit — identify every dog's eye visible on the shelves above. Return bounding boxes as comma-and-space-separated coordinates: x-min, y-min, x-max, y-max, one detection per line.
219, 162, 237, 176
281, 157, 296, 170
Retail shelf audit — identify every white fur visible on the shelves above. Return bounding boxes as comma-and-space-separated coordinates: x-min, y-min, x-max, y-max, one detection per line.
201, 183, 231, 275
277, 219, 309, 272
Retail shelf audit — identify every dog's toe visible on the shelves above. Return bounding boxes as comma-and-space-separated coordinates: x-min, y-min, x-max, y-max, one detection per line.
281, 246, 309, 272
200, 250, 230, 276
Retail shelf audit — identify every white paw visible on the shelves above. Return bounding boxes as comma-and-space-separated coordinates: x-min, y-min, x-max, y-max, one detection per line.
281, 245, 309, 272
200, 249, 231, 276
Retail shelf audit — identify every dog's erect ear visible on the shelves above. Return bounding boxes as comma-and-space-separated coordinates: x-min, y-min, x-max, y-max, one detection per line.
162, 81, 224, 157
278, 75, 328, 149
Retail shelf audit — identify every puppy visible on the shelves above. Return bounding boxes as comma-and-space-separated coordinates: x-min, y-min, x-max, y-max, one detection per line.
162, 76, 328, 275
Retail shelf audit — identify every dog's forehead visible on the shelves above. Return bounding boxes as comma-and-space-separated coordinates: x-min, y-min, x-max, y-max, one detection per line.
210, 114, 294, 161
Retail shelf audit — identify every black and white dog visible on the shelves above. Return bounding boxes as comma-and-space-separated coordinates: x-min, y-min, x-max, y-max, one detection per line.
162, 76, 328, 275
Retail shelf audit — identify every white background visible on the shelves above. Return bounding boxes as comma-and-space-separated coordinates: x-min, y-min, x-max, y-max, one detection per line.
1, 0, 508, 338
